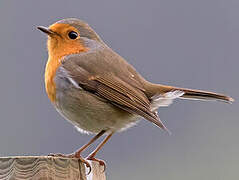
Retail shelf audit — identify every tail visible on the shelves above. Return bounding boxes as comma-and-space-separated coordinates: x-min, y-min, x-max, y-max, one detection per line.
177, 87, 233, 103
144, 83, 233, 133
146, 83, 234, 103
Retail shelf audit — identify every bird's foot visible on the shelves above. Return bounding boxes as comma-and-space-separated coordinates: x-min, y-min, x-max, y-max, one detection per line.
87, 156, 106, 172
48, 152, 91, 174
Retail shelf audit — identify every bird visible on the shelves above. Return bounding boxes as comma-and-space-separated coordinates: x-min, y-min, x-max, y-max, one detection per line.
37, 18, 233, 172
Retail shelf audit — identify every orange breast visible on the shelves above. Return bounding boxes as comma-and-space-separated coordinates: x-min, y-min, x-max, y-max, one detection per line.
45, 39, 88, 103
45, 56, 61, 103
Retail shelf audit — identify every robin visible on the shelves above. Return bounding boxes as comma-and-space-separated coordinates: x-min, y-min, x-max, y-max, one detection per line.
37, 18, 233, 172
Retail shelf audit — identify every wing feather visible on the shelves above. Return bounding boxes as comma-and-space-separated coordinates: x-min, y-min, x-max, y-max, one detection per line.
60, 51, 168, 131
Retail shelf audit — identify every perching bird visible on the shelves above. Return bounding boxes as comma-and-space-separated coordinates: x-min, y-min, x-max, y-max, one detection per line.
37, 18, 233, 171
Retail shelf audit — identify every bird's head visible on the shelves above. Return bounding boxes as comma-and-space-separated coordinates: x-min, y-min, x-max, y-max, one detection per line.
37, 18, 102, 58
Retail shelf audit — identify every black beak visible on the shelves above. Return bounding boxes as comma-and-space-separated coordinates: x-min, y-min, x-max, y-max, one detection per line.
37, 26, 55, 36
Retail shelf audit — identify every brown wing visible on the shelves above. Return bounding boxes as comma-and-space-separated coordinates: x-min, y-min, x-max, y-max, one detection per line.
61, 58, 168, 131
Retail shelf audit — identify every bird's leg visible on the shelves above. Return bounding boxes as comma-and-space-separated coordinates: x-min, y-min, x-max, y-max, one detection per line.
86, 132, 113, 172
49, 130, 106, 173
72, 130, 106, 157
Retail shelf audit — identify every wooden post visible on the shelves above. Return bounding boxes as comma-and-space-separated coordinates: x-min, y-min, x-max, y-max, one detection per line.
0, 156, 106, 180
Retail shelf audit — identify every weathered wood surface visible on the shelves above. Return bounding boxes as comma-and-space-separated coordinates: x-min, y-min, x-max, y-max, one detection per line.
0, 156, 106, 180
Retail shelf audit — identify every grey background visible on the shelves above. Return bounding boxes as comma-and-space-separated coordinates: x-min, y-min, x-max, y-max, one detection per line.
0, 0, 238, 179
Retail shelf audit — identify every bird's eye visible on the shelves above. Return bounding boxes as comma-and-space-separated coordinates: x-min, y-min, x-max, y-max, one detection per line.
68, 31, 78, 39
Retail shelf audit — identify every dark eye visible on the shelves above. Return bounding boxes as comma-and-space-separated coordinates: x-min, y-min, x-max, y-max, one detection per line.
68, 31, 78, 39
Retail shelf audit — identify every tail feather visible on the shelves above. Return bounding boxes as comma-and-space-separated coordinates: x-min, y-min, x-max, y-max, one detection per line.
147, 84, 234, 103
179, 88, 234, 103
144, 83, 233, 133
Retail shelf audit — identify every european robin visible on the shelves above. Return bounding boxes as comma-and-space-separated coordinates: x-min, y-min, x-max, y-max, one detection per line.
37, 18, 233, 171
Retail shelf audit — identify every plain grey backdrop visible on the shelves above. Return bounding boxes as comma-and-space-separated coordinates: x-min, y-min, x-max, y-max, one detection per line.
0, 0, 238, 179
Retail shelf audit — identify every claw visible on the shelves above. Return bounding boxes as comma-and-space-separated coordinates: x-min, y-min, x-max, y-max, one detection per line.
79, 159, 91, 175
87, 156, 106, 172
75, 154, 92, 175
84, 162, 92, 175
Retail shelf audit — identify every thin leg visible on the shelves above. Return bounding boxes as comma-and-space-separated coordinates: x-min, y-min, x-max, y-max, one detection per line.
87, 132, 113, 171
74, 130, 106, 157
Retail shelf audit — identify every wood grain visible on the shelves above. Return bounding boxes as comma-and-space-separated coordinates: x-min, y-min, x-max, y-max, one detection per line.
0, 156, 106, 180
